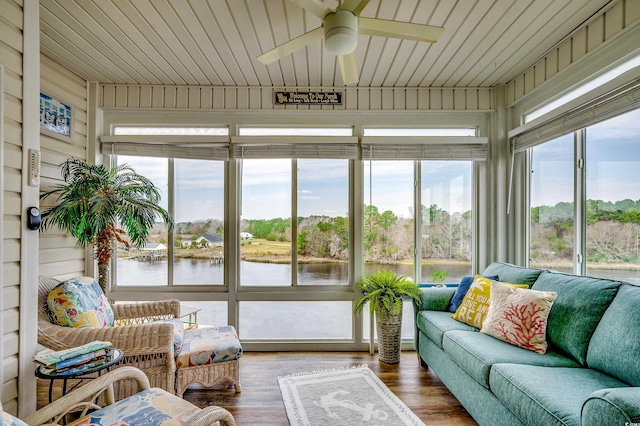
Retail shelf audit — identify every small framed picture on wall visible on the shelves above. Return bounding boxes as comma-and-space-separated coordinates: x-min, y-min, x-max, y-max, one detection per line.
40, 92, 74, 142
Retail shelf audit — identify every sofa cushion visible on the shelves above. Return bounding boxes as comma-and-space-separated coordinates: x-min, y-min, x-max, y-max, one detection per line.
442, 330, 579, 388
587, 284, 640, 386
482, 262, 542, 287
490, 364, 628, 426
417, 310, 477, 348
47, 277, 114, 328
451, 276, 528, 329
531, 270, 621, 365
448, 274, 499, 313
481, 281, 557, 354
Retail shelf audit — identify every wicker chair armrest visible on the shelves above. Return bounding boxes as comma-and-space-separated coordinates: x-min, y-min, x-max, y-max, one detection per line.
113, 299, 181, 322
38, 320, 176, 357
23, 367, 150, 426
182, 406, 236, 426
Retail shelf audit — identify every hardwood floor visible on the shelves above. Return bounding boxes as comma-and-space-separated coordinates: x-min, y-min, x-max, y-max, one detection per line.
182, 351, 477, 425
37, 351, 477, 425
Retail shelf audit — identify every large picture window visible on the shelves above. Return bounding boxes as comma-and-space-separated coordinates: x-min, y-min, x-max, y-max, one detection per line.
106, 122, 481, 347
528, 108, 640, 284
238, 161, 352, 284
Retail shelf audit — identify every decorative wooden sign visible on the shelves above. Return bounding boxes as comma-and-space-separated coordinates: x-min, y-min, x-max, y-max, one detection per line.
274, 91, 343, 105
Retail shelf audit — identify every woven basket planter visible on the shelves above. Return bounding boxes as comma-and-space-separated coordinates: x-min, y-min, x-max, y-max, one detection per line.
376, 308, 403, 364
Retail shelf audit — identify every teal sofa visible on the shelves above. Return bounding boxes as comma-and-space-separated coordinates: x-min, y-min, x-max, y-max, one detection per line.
413, 262, 640, 426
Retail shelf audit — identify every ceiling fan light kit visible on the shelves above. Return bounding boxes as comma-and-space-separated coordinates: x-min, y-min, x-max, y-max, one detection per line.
324, 10, 358, 55
257, 0, 444, 86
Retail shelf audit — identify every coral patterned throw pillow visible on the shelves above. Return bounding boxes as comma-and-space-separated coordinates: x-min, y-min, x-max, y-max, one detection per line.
480, 280, 557, 354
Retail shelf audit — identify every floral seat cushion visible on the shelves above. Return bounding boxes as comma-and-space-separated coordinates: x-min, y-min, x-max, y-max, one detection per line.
1, 410, 28, 426
47, 277, 114, 328
176, 326, 242, 368
68, 388, 200, 426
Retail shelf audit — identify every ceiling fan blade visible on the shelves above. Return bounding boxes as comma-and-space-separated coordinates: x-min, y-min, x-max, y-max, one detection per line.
359, 17, 444, 43
338, 52, 359, 85
337, 0, 370, 15
257, 27, 324, 65
289, 0, 331, 19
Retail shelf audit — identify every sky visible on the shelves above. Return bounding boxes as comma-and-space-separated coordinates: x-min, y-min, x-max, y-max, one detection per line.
531, 108, 640, 207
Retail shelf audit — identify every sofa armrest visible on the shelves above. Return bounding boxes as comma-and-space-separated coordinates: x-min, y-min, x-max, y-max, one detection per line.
413, 287, 456, 351
582, 387, 640, 426
414, 287, 456, 312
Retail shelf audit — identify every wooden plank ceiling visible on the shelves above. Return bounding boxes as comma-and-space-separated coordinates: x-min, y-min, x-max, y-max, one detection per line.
39, 0, 614, 88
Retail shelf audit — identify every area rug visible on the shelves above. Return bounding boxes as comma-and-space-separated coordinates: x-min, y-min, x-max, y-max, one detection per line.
278, 364, 425, 426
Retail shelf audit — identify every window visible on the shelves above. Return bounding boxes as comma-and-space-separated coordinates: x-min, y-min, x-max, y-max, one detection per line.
239, 159, 350, 286
528, 108, 640, 284
240, 159, 292, 286
364, 160, 415, 279
529, 134, 574, 271
114, 155, 226, 287
297, 159, 349, 285
238, 127, 352, 287
115, 156, 170, 286
174, 159, 225, 285
421, 161, 473, 281
586, 110, 640, 282
106, 122, 480, 348
239, 301, 352, 339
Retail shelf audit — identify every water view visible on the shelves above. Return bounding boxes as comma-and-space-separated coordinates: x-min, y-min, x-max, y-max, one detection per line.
116, 258, 476, 286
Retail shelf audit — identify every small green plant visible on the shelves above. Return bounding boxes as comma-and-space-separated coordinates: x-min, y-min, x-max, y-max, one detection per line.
432, 269, 448, 287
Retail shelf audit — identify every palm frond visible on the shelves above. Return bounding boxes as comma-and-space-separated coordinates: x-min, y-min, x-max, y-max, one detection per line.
40, 158, 174, 264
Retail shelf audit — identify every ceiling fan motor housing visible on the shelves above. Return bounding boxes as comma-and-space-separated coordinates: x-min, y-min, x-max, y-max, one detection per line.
324, 10, 358, 55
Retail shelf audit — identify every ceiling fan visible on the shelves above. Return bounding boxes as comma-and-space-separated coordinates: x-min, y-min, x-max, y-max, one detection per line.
257, 0, 444, 85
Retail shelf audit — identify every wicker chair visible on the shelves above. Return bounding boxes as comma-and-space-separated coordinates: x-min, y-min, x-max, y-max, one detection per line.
23, 366, 236, 426
38, 276, 180, 399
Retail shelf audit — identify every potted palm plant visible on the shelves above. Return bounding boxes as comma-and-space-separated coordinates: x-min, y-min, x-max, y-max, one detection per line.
354, 269, 422, 364
40, 158, 174, 294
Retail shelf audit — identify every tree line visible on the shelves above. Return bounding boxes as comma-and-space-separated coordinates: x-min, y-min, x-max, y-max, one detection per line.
240, 204, 472, 263
531, 199, 640, 264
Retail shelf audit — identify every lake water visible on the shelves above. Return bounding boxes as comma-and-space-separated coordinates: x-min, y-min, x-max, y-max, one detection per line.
116, 258, 473, 286
117, 258, 640, 286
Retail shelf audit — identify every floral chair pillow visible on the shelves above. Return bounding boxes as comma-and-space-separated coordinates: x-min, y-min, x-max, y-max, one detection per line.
47, 277, 115, 328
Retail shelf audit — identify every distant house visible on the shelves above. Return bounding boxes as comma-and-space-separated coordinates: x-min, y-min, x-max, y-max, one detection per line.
182, 234, 224, 248
142, 242, 167, 251
240, 232, 253, 240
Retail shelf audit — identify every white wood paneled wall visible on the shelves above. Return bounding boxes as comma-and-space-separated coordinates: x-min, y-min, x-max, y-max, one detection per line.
100, 85, 495, 112
39, 54, 88, 280
506, 0, 640, 105
1, 0, 24, 415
